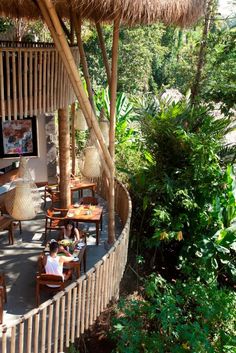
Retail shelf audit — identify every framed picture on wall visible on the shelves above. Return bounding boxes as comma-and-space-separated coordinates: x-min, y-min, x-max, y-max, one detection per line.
0, 117, 38, 158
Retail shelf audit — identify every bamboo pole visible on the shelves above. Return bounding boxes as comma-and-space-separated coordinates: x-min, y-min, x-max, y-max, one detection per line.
6, 51, 11, 118
80, 279, 86, 334
54, 51, 58, 110
108, 14, 121, 243
26, 316, 33, 353
10, 326, 16, 353
54, 299, 60, 353
2, 329, 7, 353
38, 0, 113, 173
66, 290, 72, 348
59, 296, 65, 353
43, 51, 47, 113
34, 313, 40, 353
39, 50, 42, 114
0, 52, 6, 120
47, 304, 53, 353
73, 13, 96, 113
12, 52, 17, 120
96, 22, 111, 87
58, 108, 71, 208
18, 50, 23, 118
71, 286, 77, 343
51, 50, 54, 110
41, 308, 47, 353
47, 50, 51, 112
34, 51, 38, 115
29, 51, 33, 116
76, 280, 82, 337
19, 322, 24, 353
85, 274, 91, 330
24, 51, 28, 117
39, 0, 114, 240
71, 102, 76, 175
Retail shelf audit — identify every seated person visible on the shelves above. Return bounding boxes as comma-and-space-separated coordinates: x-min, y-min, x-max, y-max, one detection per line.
42, 241, 73, 286
58, 220, 85, 242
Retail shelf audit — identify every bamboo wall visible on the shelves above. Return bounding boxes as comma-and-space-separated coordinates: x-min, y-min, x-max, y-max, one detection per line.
0, 42, 79, 120
0, 179, 132, 353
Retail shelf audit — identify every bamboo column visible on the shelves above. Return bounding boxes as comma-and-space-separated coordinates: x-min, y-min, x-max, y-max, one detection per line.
58, 108, 71, 208
73, 13, 96, 113
71, 102, 76, 176
38, 0, 112, 174
39, 0, 115, 240
108, 14, 121, 243
96, 22, 111, 88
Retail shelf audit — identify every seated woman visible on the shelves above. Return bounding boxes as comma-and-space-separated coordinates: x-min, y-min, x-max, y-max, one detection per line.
42, 241, 73, 286
58, 220, 85, 242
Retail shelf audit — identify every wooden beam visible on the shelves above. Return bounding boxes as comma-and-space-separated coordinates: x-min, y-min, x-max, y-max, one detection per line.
38, 0, 113, 176
73, 13, 96, 113
96, 22, 111, 88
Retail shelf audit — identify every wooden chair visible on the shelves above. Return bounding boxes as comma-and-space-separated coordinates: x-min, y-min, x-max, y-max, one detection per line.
36, 273, 66, 306
0, 273, 7, 324
79, 196, 98, 205
42, 184, 60, 208
0, 206, 22, 244
36, 256, 73, 306
44, 207, 68, 242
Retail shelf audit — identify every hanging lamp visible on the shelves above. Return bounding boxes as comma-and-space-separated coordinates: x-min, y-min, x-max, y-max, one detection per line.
74, 109, 88, 131
4, 157, 41, 220
82, 146, 101, 178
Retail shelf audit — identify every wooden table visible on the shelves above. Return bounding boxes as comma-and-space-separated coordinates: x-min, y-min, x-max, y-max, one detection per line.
70, 181, 96, 203
66, 205, 103, 245
0, 216, 14, 245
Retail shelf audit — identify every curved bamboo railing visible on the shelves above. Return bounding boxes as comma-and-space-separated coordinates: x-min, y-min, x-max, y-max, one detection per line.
0, 178, 132, 353
0, 42, 79, 120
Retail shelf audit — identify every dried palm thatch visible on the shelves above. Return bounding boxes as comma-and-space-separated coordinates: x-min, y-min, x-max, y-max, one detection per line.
0, 0, 205, 27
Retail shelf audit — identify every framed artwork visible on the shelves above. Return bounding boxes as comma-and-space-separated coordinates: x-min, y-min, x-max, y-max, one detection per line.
0, 117, 38, 158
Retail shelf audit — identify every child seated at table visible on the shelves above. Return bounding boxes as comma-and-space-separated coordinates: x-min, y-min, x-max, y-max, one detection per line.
58, 220, 85, 242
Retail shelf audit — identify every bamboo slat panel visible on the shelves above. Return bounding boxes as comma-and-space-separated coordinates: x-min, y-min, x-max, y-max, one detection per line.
0, 45, 79, 119
0, 179, 131, 353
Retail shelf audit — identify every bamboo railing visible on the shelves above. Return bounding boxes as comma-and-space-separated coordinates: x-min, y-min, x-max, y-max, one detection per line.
0, 42, 79, 120
0, 178, 131, 353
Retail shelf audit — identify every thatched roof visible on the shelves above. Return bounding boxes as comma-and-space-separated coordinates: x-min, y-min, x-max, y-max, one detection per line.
0, 0, 205, 27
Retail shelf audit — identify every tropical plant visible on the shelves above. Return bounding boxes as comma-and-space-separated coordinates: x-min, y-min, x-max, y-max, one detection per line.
111, 274, 236, 353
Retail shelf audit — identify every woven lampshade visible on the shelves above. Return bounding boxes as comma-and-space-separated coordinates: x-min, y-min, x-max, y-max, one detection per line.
5, 180, 38, 220
82, 146, 101, 178
99, 120, 109, 147
74, 109, 88, 131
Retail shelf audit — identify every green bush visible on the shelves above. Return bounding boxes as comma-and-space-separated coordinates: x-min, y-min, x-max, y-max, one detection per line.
111, 275, 236, 353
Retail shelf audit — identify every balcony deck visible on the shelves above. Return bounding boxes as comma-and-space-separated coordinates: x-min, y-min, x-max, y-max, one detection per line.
0, 189, 123, 325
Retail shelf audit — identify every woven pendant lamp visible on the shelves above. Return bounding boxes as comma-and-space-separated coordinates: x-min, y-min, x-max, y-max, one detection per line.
74, 109, 88, 131
4, 156, 41, 220
99, 120, 109, 147
5, 181, 37, 220
82, 146, 101, 178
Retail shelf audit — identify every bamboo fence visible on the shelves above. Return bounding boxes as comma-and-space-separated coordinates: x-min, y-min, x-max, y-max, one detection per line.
0, 178, 131, 353
0, 42, 79, 120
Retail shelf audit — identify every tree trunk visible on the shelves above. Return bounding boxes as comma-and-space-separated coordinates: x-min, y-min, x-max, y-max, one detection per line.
58, 108, 71, 208
191, 0, 215, 102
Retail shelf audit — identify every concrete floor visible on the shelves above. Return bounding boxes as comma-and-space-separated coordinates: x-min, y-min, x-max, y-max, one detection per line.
0, 189, 122, 325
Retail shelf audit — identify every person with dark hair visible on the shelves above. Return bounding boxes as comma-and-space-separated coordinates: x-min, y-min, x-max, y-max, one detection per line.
42, 241, 73, 286
58, 220, 84, 242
